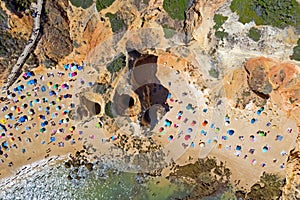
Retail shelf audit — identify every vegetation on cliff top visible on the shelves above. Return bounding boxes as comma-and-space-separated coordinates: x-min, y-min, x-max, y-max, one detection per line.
105, 13, 126, 33
291, 38, 300, 61
106, 53, 126, 73
163, 0, 189, 20
248, 27, 261, 41
96, 0, 115, 12
230, 0, 300, 30
213, 14, 228, 40
105, 101, 114, 118
69, 0, 93, 9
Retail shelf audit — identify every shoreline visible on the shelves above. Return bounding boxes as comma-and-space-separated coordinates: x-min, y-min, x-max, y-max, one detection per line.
0, 155, 67, 189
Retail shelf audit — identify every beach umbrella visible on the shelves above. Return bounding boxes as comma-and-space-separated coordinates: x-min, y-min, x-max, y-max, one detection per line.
39, 115, 46, 120
27, 71, 33, 77
28, 109, 34, 115
276, 135, 283, 141
190, 142, 195, 148
258, 131, 266, 136
186, 104, 192, 110
49, 91, 56, 96
47, 82, 52, 87
10, 106, 16, 111
53, 84, 59, 90
159, 127, 164, 133
40, 127, 46, 133
96, 122, 102, 128
164, 119, 172, 127
18, 116, 27, 123
202, 120, 208, 126
187, 128, 193, 133
236, 145, 242, 151
71, 65, 77, 71
50, 137, 56, 142
41, 86, 46, 92
78, 66, 83, 70
200, 130, 207, 135
199, 142, 205, 147
227, 129, 234, 136
222, 136, 228, 140
184, 135, 191, 140
168, 135, 173, 141
42, 98, 48, 103
250, 135, 256, 142
262, 146, 269, 153
0, 124, 7, 132
111, 135, 117, 141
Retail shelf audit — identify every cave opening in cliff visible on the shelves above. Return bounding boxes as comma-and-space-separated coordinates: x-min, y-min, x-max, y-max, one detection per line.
94, 103, 101, 115
120, 94, 135, 108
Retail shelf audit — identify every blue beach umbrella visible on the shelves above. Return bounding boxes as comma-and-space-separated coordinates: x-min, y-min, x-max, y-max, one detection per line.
0, 124, 7, 132
227, 129, 235, 136
41, 86, 46, 92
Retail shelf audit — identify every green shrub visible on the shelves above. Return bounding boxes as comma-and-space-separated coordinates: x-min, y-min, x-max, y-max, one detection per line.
105, 101, 114, 118
291, 38, 300, 61
213, 14, 228, 40
106, 53, 126, 73
163, 0, 189, 20
248, 27, 261, 41
96, 0, 115, 12
230, 0, 300, 29
213, 14, 228, 30
105, 13, 126, 33
69, 0, 93, 9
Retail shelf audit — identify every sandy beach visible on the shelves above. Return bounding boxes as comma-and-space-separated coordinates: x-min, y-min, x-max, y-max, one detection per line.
0, 56, 298, 192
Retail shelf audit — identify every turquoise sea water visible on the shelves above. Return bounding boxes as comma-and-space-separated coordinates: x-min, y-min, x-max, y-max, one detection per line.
1, 161, 192, 200
76, 171, 191, 200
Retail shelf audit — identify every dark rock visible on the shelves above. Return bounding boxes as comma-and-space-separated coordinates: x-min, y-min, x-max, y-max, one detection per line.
37, 0, 73, 65
85, 163, 93, 171
246, 66, 271, 99
64, 161, 71, 168
67, 174, 72, 180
